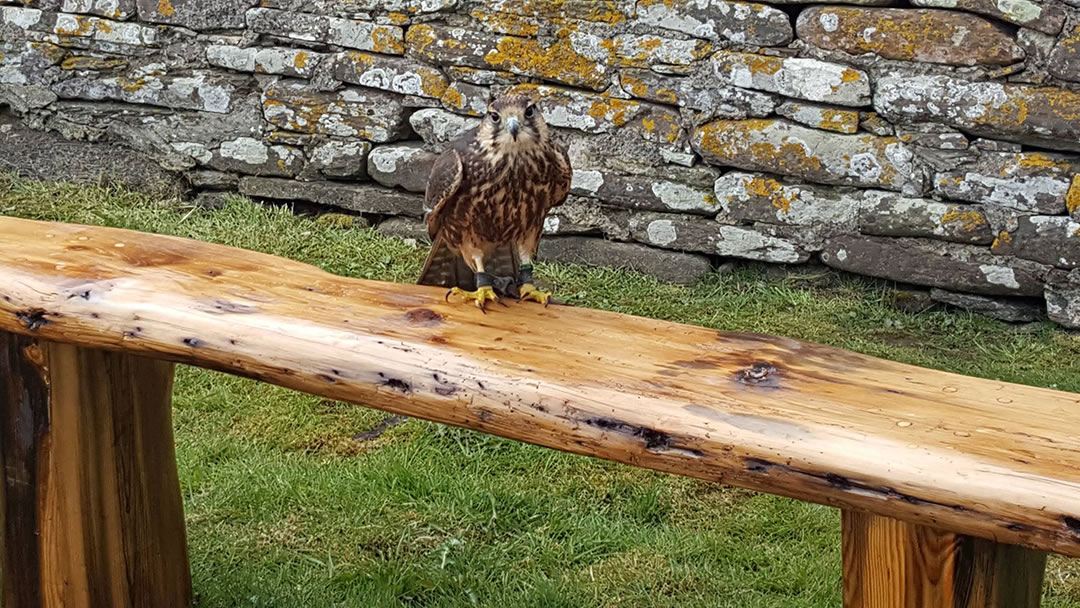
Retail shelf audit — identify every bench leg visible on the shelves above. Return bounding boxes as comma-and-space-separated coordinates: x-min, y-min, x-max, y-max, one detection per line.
842, 510, 1047, 608
0, 332, 191, 608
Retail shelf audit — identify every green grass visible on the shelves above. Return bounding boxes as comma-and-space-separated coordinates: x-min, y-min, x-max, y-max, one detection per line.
3, 174, 1080, 607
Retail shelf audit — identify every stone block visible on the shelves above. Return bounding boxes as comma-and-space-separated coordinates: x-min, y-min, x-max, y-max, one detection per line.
367, 142, 435, 193
331, 50, 447, 98
207, 45, 323, 78
52, 69, 248, 113
303, 139, 371, 179
538, 236, 713, 284
567, 31, 713, 68
1, 41, 66, 86
571, 170, 719, 215
821, 235, 1050, 296
205, 137, 305, 177
797, 7, 1025, 66
1049, 23, 1080, 83
409, 108, 479, 149
544, 197, 632, 240
776, 101, 859, 134
711, 51, 870, 107
440, 80, 489, 116
933, 151, 1078, 214
246, 8, 404, 53
186, 169, 238, 189
260, 0, 455, 18
693, 119, 916, 192
911, 0, 1064, 35
618, 68, 776, 119
628, 213, 811, 263
929, 289, 1044, 322
634, 0, 792, 45
874, 74, 1080, 152
992, 216, 1080, 269
61, 0, 137, 20
376, 216, 429, 243
405, 23, 610, 91
1045, 269, 1080, 328
239, 177, 425, 216
137, 0, 257, 30
261, 80, 409, 142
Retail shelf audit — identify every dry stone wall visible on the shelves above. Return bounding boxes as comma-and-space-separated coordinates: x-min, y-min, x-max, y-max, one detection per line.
2, 0, 1080, 326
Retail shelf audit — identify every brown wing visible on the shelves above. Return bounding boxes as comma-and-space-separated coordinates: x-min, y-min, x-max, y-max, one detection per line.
424, 147, 464, 240
542, 142, 574, 216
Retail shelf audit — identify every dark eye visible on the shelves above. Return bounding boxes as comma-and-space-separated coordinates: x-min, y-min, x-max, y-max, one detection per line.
488, 111, 500, 123
524, 105, 535, 118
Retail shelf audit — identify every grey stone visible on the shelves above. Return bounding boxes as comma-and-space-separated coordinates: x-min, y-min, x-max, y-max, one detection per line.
138, 0, 257, 29
972, 138, 1023, 153
571, 169, 719, 215
194, 191, 231, 209
544, 197, 632, 240
898, 126, 969, 150
446, 66, 517, 86
874, 74, 1080, 153
331, 50, 448, 98
1018, 27, 1058, 63
992, 216, 1080, 269
204, 137, 305, 177
538, 236, 713, 285
52, 69, 249, 113
207, 45, 323, 78
239, 176, 425, 216
409, 108, 479, 150
634, 0, 792, 46
858, 112, 892, 136
797, 7, 1026, 67
246, 8, 404, 53
260, 0, 455, 17
1045, 269, 1080, 328
628, 213, 811, 263
933, 151, 1079, 214
376, 216, 429, 243
859, 197, 993, 244
302, 139, 371, 179
0, 83, 57, 112
186, 169, 238, 189
915, 0, 1064, 34
261, 80, 409, 142
711, 51, 871, 107
440, 80, 488, 116
565, 30, 714, 69
891, 289, 935, 314
61, 0, 137, 19
1, 40, 66, 86
821, 235, 1050, 296
367, 142, 435, 193
1049, 23, 1080, 83
929, 289, 1044, 322
693, 119, 917, 192
0, 114, 185, 197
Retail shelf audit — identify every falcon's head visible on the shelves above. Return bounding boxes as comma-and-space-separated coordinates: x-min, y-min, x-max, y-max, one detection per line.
477, 94, 549, 153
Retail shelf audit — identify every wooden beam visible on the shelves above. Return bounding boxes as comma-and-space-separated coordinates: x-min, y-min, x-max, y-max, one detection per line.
1, 217, 1080, 558
0, 331, 191, 608
842, 511, 1047, 608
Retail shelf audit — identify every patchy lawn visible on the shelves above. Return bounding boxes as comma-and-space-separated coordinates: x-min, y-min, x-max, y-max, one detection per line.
3, 175, 1079, 607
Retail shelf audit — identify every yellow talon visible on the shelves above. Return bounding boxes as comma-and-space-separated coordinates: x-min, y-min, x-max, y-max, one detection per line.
446, 285, 500, 312
518, 283, 553, 306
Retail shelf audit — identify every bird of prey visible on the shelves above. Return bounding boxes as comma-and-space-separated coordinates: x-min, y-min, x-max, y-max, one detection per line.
416, 93, 572, 312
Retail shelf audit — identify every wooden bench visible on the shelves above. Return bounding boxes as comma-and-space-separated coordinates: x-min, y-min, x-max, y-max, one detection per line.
1, 215, 1078, 607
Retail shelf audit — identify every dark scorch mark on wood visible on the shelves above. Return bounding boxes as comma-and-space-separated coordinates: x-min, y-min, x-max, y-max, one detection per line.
1064, 516, 1080, 536
182, 337, 201, 347
378, 372, 411, 393
735, 362, 780, 387
406, 308, 444, 326
583, 416, 704, 456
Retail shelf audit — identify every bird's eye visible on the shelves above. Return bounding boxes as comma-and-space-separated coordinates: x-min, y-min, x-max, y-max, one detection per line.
524, 105, 535, 118
488, 112, 500, 123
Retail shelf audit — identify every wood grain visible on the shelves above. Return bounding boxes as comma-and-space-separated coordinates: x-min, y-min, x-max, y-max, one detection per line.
843, 511, 1047, 607
0, 330, 191, 608
1, 217, 1079, 558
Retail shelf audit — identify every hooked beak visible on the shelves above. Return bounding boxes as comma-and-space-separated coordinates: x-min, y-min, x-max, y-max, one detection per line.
506, 116, 520, 139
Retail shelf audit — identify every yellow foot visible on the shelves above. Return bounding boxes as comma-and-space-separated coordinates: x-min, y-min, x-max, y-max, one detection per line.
446, 285, 501, 313
518, 283, 553, 306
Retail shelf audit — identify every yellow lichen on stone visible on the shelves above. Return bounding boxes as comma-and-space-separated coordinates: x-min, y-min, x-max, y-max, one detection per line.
992, 230, 1013, 249
620, 73, 649, 98
371, 27, 405, 54
1016, 152, 1071, 171
387, 12, 409, 25
819, 109, 858, 133
405, 24, 438, 55
745, 54, 782, 76
840, 68, 862, 83
484, 35, 607, 90
420, 69, 449, 98
157, 0, 175, 17
56, 15, 95, 37
744, 176, 797, 212
441, 85, 464, 109
587, 96, 637, 126
469, 9, 540, 36
698, 120, 825, 174
61, 55, 127, 70
1067, 175, 1080, 214
294, 51, 309, 69
940, 210, 986, 233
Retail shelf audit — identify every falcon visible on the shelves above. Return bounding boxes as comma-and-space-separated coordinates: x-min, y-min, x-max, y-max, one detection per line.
417, 93, 572, 312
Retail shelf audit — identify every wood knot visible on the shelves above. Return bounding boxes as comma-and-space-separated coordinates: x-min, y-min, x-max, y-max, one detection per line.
15, 309, 48, 331
736, 362, 778, 386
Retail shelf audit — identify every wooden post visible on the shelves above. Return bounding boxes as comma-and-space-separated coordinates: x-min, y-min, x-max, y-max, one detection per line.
0, 331, 191, 608
842, 511, 1047, 608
